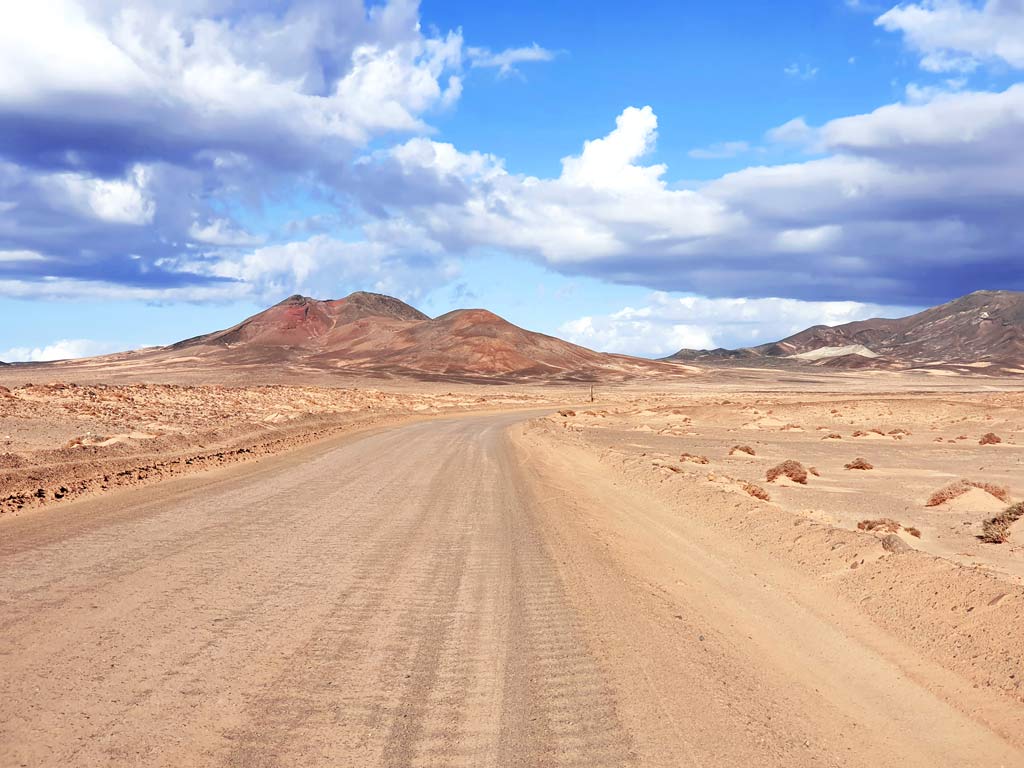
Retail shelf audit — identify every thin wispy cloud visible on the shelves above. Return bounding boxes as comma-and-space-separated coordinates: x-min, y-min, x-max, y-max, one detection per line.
467, 43, 557, 77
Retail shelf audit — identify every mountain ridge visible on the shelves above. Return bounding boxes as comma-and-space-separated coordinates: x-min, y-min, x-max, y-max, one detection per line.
668, 290, 1024, 370
158, 291, 683, 382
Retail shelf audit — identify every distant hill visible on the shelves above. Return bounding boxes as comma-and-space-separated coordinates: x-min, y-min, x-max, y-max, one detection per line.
150, 292, 682, 382
668, 291, 1024, 372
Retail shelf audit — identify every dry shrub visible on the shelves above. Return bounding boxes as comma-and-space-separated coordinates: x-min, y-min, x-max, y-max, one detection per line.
905, 527, 922, 538
926, 479, 1011, 507
888, 428, 911, 436
822, 433, 842, 440
980, 502, 1024, 544
558, 409, 576, 417
852, 430, 868, 437
979, 432, 1002, 445
845, 457, 873, 470
742, 482, 770, 501
729, 444, 756, 456
680, 452, 710, 465
858, 518, 900, 533
766, 459, 808, 485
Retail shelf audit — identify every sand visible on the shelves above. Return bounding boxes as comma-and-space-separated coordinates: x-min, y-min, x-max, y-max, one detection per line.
2, 363, 1023, 765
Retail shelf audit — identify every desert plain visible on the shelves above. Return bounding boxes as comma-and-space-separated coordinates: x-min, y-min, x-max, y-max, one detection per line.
2, 353, 1023, 767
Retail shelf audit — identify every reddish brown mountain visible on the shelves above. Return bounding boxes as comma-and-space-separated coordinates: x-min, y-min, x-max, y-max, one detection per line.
668, 291, 1024, 371
164, 292, 677, 381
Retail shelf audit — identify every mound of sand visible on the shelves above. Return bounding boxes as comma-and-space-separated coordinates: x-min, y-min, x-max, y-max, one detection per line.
934, 487, 1010, 513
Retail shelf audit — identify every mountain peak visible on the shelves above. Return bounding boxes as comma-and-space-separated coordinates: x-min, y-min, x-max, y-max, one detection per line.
162, 291, 676, 380
667, 289, 1024, 369
337, 291, 430, 322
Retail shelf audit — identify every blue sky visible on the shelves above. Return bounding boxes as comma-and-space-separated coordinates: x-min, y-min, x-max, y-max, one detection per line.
2, 0, 1023, 361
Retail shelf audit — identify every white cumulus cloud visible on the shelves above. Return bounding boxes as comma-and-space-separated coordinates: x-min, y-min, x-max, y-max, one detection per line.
877, 0, 1024, 71
559, 293, 919, 357
1, 338, 125, 362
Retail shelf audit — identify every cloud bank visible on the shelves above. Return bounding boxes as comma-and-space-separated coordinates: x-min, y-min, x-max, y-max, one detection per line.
0, 0, 1021, 312
358, 85, 1024, 304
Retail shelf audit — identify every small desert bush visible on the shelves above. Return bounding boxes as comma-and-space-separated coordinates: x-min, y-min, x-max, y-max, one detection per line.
558, 409, 576, 417
980, 502, 1024, 544
729, 445, 756, 456
926, 479, 1011, 507
858, 518, 900, 533
852, 430, 868, 437
766, 459, 808, 484
680, 452, 710, 465
905, 527, 922, 538
845, 457, 873, 470
822, 433, 842, 440
742, 482, 770, 501
979, 432, 1002, 445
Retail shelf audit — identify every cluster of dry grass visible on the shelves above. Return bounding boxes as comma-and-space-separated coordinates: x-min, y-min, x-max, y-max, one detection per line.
858, 518, 899, 533
979, 502, 1024, 544
742, 482, 771, 501
766, 460, 808, 485
979, 432, 1002, 445
729, 444, 756, 456
858, 518, 921, 538
925, 479, 1010, 507
845, 457, 873, 470
679, 452, 710, 465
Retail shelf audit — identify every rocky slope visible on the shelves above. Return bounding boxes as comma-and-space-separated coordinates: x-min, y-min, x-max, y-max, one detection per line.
669, 291, 1024, 371
144, 292, 682, 382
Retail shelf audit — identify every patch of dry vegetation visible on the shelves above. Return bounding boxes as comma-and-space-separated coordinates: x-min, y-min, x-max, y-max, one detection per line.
729, 444, 756, 456
742, 482, 770, 501
858, 518, 900, 533
679, 452, 710, 465
979, 502, 1024, 543
845, 457, 873, 470
979, 432, 1002, 445
925, 479, 1010, 507
766, 460, 808, 485
822, 433, 842, 440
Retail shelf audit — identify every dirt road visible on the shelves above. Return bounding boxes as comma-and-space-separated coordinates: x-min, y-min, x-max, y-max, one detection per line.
1, 412, 1020, 767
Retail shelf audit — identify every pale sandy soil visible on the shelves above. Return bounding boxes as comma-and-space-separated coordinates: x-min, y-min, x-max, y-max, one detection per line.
0, 381, 556, 515
535, 387, 1024, 579
2, 365, 1023, 765
2, 410, 1022, 767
